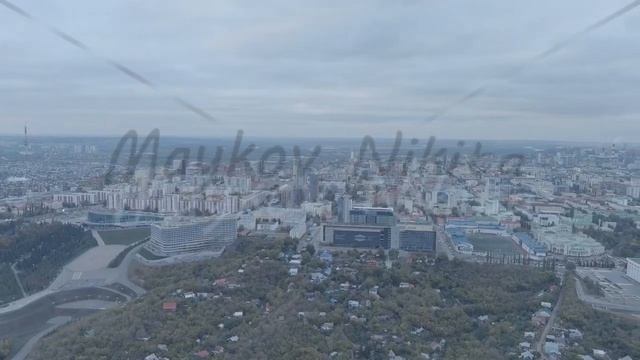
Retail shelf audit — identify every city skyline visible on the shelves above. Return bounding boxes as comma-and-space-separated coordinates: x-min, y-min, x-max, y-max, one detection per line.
3, 2, 640, 359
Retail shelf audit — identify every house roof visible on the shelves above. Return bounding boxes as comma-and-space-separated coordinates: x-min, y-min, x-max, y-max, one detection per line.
544, 342, 560, 354
162, 302, 177, 311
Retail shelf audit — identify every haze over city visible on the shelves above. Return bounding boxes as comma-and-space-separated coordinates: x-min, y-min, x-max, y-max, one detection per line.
2, 2, 640, 360
2, 0, 640, 141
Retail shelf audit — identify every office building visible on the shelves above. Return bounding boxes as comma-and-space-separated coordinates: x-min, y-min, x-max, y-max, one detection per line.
249, 207, 307, 239
323, 224, 391, 249
306, 173, 319, 202
397, 224, 436, 253
147, 215, 237, 257
627, 258, 640, 283
349, 206, 396, 226
86, 209, 164, 228
337, 194, 352, 223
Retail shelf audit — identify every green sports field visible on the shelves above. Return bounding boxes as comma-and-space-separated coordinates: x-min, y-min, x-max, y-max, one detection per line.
467, 233, 523, 255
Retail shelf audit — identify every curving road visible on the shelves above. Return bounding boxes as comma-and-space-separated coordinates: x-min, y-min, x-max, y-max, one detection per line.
10, 316, 72, 360
0, 287, 127, 359
0, 235, 147, 359
0, 237, 146, 316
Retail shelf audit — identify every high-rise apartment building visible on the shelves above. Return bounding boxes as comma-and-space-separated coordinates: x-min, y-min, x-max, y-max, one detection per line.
147, 215, 237, 257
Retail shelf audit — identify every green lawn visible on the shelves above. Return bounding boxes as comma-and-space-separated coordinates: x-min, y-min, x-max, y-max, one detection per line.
99, 228, 150, 246
468, 233, 522, 255
1, 222, 97, 295
0, 263, 23, 305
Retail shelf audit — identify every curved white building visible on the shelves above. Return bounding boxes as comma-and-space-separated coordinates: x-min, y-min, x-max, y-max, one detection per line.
147, 215, 237, 257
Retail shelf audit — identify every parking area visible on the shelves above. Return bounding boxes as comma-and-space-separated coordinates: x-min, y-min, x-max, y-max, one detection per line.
576, 268, 640, 310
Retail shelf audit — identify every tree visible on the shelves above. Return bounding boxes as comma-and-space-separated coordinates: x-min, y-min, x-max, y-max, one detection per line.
305, 244, 316, 256
0, 222, 97, 294
0, 339, 11, 360
284, 347, 323, 360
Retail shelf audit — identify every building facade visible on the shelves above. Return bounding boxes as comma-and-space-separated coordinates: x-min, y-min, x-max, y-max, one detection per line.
349, 207, 396, 226
86, 209, 164, 228
147, 215, 237, 257
627, 258, 640, 283
398, 224, 436, 253
323, 224, 391, 249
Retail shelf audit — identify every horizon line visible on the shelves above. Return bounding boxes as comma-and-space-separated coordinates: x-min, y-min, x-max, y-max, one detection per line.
0, 131, 636, 145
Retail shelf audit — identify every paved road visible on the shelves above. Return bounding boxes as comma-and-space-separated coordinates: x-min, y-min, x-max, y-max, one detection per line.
298, 225, 322, 253
0, 287, 126, 359
56, 299, 120, 310
535, 272, 567, 360
91, 229, 106, 246
436, 226, 455, 260
10, 263, 27, 298
0, 237, 147, 359
11, 316, 72, 360
113, 242, 147, 297
1, 240, 145, 315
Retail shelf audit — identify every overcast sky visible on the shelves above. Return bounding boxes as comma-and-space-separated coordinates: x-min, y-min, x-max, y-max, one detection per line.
1, 0, 640, 142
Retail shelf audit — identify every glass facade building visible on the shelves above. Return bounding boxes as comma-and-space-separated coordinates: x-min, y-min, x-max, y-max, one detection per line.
324, 224, 391, 249
399, 228, 436, 253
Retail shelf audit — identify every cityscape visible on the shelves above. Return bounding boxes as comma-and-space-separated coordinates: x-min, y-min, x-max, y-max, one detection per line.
1, 130, 640, 359
2, 0, 640, 359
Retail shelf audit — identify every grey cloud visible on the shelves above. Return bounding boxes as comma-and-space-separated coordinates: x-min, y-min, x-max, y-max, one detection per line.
1, 0, 640, 141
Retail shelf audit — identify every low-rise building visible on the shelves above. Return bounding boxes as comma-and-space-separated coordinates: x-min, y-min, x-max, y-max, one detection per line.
627, 258, 640, 283
533, 225, 605, 257
513, 232, 547, 258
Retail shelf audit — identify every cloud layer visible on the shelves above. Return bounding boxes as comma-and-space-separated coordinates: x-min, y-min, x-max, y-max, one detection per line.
1, 0, 640, 141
